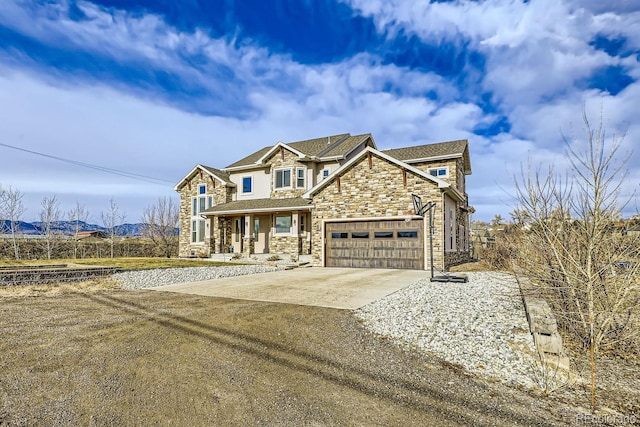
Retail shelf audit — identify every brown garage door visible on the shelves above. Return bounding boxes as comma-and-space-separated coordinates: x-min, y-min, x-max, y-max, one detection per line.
325, 219, 424, 270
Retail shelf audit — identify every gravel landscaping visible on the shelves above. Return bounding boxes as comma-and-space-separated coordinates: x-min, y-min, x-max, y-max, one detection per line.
356, 271, 541, 389
112, 265, 281, 290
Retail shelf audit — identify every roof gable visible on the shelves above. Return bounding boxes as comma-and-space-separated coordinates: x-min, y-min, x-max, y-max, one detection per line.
383, 139, 471, 174
223, 133, 362, 170
303, 146, 454, 198
173, 164, 234, 191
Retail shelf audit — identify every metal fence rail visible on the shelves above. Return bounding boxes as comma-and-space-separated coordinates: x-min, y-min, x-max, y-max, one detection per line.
0, 265, 120, 286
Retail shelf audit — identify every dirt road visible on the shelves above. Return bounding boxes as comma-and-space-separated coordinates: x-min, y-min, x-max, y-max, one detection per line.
0, 290, 577, 425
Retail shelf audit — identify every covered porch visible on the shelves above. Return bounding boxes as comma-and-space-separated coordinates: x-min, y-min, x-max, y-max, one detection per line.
202, 197, 313, 260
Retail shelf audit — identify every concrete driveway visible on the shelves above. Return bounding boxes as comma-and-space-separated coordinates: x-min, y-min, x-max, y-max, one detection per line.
150, 267, 429, 309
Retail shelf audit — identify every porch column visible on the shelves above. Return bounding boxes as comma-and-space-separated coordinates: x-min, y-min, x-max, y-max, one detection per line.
243, 214, 254, 255
291, 211, 299, 237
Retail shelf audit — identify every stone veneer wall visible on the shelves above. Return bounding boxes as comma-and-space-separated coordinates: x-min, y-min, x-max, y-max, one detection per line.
270, 236, 300, 259
178, 170, 232, 258
267, 148, 309, 199
310, 153, 445, 269
410, 158, 460, 192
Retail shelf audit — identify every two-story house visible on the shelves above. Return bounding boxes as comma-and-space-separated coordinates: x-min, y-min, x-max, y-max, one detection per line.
174, 133, 473, 270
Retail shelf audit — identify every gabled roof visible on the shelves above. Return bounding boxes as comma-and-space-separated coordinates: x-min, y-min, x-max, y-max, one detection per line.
303, 146, 465, 202
223, 133, 375, 170
319, 134, 375, 158
382, 139, 471, 174
173, 164, 235, 191
225, 146, 272, 169
202, 197, 313, 215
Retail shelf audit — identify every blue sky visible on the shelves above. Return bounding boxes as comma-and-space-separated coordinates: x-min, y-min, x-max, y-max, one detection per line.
0, 0, 638, 223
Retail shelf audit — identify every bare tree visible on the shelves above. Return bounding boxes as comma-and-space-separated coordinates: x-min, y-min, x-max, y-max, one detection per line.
141, 197, 180, 258
0, 185, 26, 260
37, 195, 62, 260
68, 202, 89, 259
511, 107, 639, 410
101, 197, 125, 258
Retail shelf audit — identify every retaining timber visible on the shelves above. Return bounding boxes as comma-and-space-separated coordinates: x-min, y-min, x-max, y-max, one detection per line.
517, 276, 570, 371
0, 264, 120, 286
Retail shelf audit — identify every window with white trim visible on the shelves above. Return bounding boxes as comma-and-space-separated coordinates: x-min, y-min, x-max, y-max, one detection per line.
322, 169, 330, 179
275, 168, 292, 189
275, 215, 291, 234
296, 168, 305, 189
428, 167, 448, 178
242, 176, 253, 194
191, 184, 211, 243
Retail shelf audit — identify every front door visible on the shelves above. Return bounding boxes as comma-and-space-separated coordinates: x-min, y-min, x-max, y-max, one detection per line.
253, 215, 270, 253
232, 216, 244, 253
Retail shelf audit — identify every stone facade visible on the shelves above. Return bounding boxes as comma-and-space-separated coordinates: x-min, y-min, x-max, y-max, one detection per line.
266, 148, 308, 199
310, 152, 447, 269
176, 137, 472, 270
177, 169, 232, 258
270, 235, 301, 259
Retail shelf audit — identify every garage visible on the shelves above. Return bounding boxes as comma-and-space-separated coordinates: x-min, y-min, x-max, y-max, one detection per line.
325, 219, 424, 270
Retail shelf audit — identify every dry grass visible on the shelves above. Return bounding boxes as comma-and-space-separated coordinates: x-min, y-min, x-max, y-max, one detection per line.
0, 290, 580, 426
448, 259, 495, 272
0, 278, 120, 298
0, 257, 235, 270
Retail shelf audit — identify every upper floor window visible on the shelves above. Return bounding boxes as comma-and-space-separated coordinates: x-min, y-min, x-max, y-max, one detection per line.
428, 167, 448, 178
275, 168, 292, 189
242, 176, 253, 193
296, 168, 305, 188
192, 195, 213, 215
198, 184, 206, 194
322, 169, 330, 180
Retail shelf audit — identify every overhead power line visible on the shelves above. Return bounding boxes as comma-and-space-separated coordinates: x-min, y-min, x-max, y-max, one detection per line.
0, 142, 174, 185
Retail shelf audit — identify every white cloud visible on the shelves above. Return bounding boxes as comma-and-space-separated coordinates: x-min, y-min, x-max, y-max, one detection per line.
0, 0, 637, 222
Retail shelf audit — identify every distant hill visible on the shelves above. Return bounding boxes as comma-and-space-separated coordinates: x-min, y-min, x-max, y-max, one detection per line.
0, 220, 149, 237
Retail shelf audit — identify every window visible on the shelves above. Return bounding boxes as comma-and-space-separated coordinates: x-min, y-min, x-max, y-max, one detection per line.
191, 186, 211, 243
374, 231, 394, 238
331, 232, 348, 239
300, 214, 305, 232
296, 168, 305, 188
322, 169, 330, 179
191, 219, 206, 243
242, 176, 252, 193
428, 167, 448, 178
398, 231, 418, 238
254, 219, 260, 241
352, 232, 369, 239
235, 219, 240, 242
192, 195, 213, 216
275, 215, 291, 234
198, 220, 205, 243
275, 169, 291, 189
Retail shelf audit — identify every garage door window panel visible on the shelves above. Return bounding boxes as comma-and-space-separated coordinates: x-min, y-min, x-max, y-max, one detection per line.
352, 232, 369, 239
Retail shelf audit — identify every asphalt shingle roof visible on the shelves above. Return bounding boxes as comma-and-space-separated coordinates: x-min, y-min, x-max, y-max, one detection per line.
224, 133, 356, 168
225, 146, 273, 169
382, 139, 468, 161
320, 134, 373, 157
287, 133, 350, 157
200, 165, 234, 185
204, 197, 312, 214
